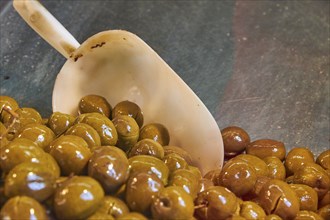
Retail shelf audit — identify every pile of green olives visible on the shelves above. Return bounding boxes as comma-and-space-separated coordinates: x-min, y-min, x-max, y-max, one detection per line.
0, 95, 329, 220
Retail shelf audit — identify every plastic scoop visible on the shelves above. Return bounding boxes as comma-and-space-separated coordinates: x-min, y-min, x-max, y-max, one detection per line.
13, 0, 223, 174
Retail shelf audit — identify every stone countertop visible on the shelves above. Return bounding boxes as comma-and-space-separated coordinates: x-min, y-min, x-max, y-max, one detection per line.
0, 0, 329, 155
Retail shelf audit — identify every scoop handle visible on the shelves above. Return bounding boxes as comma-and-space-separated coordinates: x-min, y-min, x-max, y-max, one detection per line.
13, 0, 80, 59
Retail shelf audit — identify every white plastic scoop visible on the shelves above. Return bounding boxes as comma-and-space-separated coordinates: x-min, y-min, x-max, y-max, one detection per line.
13, 0, 223, 174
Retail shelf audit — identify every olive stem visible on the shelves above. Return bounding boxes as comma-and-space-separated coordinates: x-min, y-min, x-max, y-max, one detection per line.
194, 204, 207, 209
1, 105, 19, 118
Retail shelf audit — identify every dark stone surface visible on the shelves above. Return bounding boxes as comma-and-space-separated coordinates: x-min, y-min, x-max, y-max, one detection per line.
0, 0, 329, 155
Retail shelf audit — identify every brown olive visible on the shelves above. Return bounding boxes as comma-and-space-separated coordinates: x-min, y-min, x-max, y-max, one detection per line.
96, 195, 129, 218
139, 123, 170, 146
163, 145, 193, 165
65, 123, 101, 150
199, 178, 215, 193
78, 94, 112, 118
0, 196, 47, 220
317, 204, 330, 220
221, 126, 250, 156
48, 112, 75, 136
234, 154, 270, 177
203, 168, 222, 186
112, 114, 139, 152
88, 146, 129, 194
294, 210, 323, 220
195, 186, 238, 220
168, 168, 200, 198
246, 139, 286, 161
319, 190, 330, 209
112, 100, 144, 127
264, 214, 283, 220
289, 184, 318, 212
163, 153, 189, 173
128, 139, 164, 159
240, 201, 266, 219
250, 176, 272, 198
257, 179, 300, 219
0, 96, 19, 122
263, 156, 286, 180
285, 147, 315, 176
0, 122, 9, 147
316, 149, 330, 170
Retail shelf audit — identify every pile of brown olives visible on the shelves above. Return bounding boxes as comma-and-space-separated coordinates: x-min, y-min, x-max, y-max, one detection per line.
0, 95, 329, 220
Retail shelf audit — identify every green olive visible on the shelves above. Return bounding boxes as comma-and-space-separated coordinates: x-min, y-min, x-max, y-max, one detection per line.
294, 210, 323, 220
87, 212, 114, 220
0, 196, 47, 220
78, 94, 112, 118
289, 184, 318, 212
0, 122, 9, 147
240, 201, 266, 219
128, 139, 164, 159
65, 123, 101, 150
4, 162, 56, 202
0, 96, 19, 123
88, 146, 129, 194
151, 186, 194, 220
163, 145, 193, 165
116, 212, 148, 220
112, 100, 144, 127
246, 139, 286, 161
168, 168, 200, 198
221, 126, 250, 157
263, 156, 286, 180
316, 149, 330, 170
285, 147, 315, 176
38, 153, 61, 178
53, 176, 104, 220
96, 195, 129, 218
163, 153, 188, 173
48, 112, 75, 136
139, 123, 170, 146
112, 115, 139, 152
188, 165, 202, 180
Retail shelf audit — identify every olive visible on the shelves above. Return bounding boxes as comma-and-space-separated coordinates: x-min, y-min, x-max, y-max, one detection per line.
78, 94, 112, 118
203, 168, 222, 186
47, 135, 92, 175
112, 114, 139, 152
75, 113, 118, 146
285, 147, 315, 176
195, 186, 238, 220
151, 186, 194, 220
246, 139, 286, 161
240, 201, 266, 219
129, 155, 169, 185
263, 156, 286, 180
319, 190, 330, 209
128, 138, 164, 159
0, 138, 45, 174
48, 112, 75, 136
0, 122, 9, 147
163, 145, 193, 165
96, 195, 129, 218
257, 179, 300, 219
116, 212, 148, 220
289, 184, 318, 212
0, 185, 8, 208
221, 126, 250, 157
317, 204, 330, 219
65, 123, 101, 150
250, 176, 272, 198
219, 158, 258, 197
188, 165, 202, 180
126, 172, 164, 214
0, 96, 19, 122
4, 162, 56, 202
199, 178, 215, 193
168, 168, 200, 198
88, 146, 129, 194
53, 176, 104, 220
163, 153, 189, 173
15, 123, 55, 150
139, 123, 170, 146
226, 216, 246, 220
234, 154, 270, 177
264, 214, 283, 220
112, 100, 144, 127
316, 149, 330, 170
294, 210, 323, 220
292, 162, 330, 198
87, 212, 114, 220
38, 152, 61, 178
0, 196, 47, 220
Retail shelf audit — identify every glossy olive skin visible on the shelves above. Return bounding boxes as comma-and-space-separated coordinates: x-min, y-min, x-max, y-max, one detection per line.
88, 146, 129, 194
169, 168, 200, 198
79, 94, 112, 118
48, 112, 75, 136
316, 149, 330, 170
285, 147, 315, 175
317, 204, 330, 219
126, 172, 164, 214
195, 186, 238, 220
263, 156, 286, 180
4, 162, 56, 202
151, 186, 194, 220
128, 139, 164, 159
0, 122, 9, 147
47, 135, 91, 175
234, 154, 269, 177
258, 179, 300, 219
0, 96, 19, 122
129, 155, 169, 185
96, 196, 129, 218
250, 176, 272, 197
16, 123, 55, 150
163, 145, 193, 165
289, 184, 318, 211
204, 168, 222, 186
240, 201, 266, 219
0, 138, 45, 174
139, 123, 170, 146
319, 190, 330, 208
294, 211, 323, 220
65, 123, 101, 150
112, 100, 144, 127
264, 214, 283, 220
87, 212, 114, 220
39, 152, 61, 178
163, 153, 189, 173
246, 139, 286, 161
221, 126, 250, 156
189, 165, 202, 180
116, 212, 148, 220
292, 162, 330, 198
219, 158, 257, 196
54, 176, 104, 220
75, 113, 118, 146
0, 196, 47, 220
199, 178, 215, 193
112, 115, 139, 152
